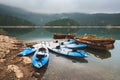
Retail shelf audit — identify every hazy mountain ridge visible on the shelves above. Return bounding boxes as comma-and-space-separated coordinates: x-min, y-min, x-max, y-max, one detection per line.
0, 13, 35, 26
0, 4, 120, 26
45, 18, 80, 26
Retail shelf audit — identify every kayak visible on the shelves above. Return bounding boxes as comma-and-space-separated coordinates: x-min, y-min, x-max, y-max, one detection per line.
32, 44, 49, 69
18, 47, 36, 56
61, 39, 76, 45
18, 43, 42, 56
57, 39, 87, 49
65, 43, 87, 49
46, 42, 88, 58
50, 48, 87, 57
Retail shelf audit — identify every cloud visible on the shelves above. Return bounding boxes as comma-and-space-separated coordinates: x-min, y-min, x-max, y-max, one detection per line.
0, 0, 120, 13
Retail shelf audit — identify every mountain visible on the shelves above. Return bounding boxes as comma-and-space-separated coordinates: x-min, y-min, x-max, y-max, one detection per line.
45, 18, 79, 26
69, 13, 120, 26
0, 4, 120, 26
0, 4, 59, 25
0, 13, 35, 26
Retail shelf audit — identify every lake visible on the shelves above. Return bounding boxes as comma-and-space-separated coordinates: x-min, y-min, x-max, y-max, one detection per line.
4, 27, 120, 80
6, 27, 120, 40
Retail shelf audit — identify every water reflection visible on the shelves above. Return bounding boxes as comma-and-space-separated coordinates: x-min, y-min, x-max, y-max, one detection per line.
45, 28, 79, 34
68, 56, 88, 63
86, 49, 111, 59
4, 28, 120, 40
3, 28, 35, 36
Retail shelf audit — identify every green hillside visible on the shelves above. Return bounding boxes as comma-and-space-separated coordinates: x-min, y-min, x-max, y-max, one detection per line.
45, 18, 79, 26
0, 14, 35, 26
0, 4, 120, 26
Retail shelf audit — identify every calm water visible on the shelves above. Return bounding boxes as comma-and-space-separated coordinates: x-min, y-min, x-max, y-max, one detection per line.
6, 28, 120, 80
6, 28, 120, 40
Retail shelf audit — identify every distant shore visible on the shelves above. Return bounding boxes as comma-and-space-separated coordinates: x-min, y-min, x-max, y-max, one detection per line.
1, 26, 120, 28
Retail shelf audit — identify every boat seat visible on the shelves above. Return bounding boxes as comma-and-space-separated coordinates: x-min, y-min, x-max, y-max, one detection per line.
67, 39, 70, 41
72, 49, 77, 52
56, 45, 61, 49
54, 40, 58, 43
36, 54, 45, 59
39, 47, 46, 53
61, 42, 64, 45
30, 46, 34, 49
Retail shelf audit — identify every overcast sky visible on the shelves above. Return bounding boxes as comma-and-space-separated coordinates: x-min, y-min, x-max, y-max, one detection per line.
0, 0, 120, 14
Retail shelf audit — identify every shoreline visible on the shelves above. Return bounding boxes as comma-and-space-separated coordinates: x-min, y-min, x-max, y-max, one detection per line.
1, 26, 120, 28
0, 35, 66, 80
0, 35, 42, 80
0, 35, 118, 80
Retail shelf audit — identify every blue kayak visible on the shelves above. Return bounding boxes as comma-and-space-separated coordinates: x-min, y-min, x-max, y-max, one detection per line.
65, 43, 87, 49
18, 47, 36, 56
32, 45, 49, 69
18, 43, 43, 56
59, 39, 87, 49
50, 48, 88, 57
46, 42, 88, 58
61, 39, 76, 45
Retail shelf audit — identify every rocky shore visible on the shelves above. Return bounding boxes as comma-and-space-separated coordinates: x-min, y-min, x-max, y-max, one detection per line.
0, 35, 42, 80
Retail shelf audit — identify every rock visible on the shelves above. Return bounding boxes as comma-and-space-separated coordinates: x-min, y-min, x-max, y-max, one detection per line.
33, 72, 40, 78
0, 59, 6, 63
22, 57, 32, 64
0, 35, 39, 80
0, 35, 22, 59
0, 53, 5, 59
6, 50, 10, 53
11, 47, 18, 50
7, 65, 24, 79
29, 71, 34, 77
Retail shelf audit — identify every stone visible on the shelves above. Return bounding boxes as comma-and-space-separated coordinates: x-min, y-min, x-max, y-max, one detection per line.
0, 59, 6, 63
22, 57, 32, 64
0, 53, 5, 59
33, 72, 40, 78
7, 65, 24, 79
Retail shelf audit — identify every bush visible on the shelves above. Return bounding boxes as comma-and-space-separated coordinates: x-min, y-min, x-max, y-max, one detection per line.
0, 29, 7, 35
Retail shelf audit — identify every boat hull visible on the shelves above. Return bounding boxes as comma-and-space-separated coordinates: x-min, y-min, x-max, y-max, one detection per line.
49, 48, 87, 57
32, 54, 49, 69
46, 41, 87, 58
18, 47, 36, 56
32, 43, 49, 69
65, 43, 87, 49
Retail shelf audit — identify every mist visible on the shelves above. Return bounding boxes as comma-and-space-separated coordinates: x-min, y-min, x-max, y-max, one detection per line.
0, 0, 120, 14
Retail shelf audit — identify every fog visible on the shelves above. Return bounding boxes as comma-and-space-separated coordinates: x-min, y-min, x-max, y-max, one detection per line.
0, 0, 120, 13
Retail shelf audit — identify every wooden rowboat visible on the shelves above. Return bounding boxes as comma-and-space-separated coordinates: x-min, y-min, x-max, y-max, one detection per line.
75, 34, 115, 50
53, 33, 76, 39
